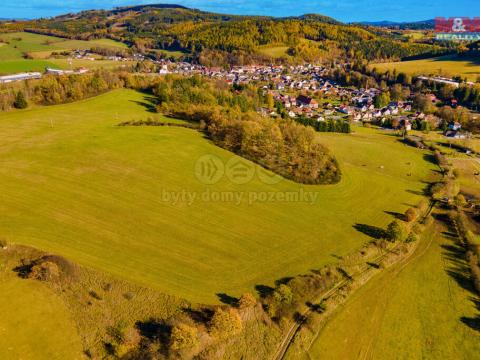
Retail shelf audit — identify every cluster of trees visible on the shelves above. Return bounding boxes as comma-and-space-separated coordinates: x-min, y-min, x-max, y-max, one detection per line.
295, 116, 351, 133
0, 69, 156, 111
154, 75, 341, 184
90, 46, 132, 58
454, 85, 480, 110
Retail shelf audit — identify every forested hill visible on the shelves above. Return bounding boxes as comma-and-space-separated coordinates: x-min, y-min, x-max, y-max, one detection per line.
0, 4, 446, 65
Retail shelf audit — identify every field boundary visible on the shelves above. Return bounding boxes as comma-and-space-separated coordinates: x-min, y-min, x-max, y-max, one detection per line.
273, 200, 436, 360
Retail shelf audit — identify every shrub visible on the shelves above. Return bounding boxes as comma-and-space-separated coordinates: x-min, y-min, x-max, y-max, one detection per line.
273, 284, 294, 305
455, 194, 467, 208
28, 261, 60, 281
405, 232, 418, 243
238, 292, 257, 309
386, 220, 406, 242
405, 208, 418, 222
209, 308, 243, 339
107, 320, 141, 357
169, 324, 199, 350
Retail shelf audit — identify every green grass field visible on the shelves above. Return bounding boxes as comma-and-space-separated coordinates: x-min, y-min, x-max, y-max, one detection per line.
0, 91, 435, 303
151, 48, 187, 59
372, 54, 480, 81
307, 220, 480, 359
0, 251, 83, 359
0, 32, 128, 74
258, 46, 290, 58
0, 59, 59, 74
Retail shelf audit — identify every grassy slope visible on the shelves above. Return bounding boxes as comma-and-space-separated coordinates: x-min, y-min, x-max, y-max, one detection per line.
451, 157, 480, 199
0, 59, 59, 74
0, 32, 128, 74
307, 220, 480, 359
371, 54, 480, 81
0, 263, 83, 359
258, 46, 290, 58
0, 91, 434, 303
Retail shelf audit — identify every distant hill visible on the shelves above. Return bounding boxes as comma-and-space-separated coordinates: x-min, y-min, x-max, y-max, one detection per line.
112, 3, 189, 13
357, 19, 435, 30
0, 4, 446, 65
284, 13, 341, 25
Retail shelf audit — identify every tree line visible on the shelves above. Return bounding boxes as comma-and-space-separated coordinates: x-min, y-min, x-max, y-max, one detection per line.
154, 75, 341, 184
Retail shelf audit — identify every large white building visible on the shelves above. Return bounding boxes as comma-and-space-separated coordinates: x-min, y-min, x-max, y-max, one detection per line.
0, 72, 42, 83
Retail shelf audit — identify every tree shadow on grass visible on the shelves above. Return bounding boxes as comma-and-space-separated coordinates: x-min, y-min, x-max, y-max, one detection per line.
136, 318, 171, 342
423, 153, 437, 165
129, 100, 157, 113
353, 223, 387, 239
441, 239, 476, 295
182, 307, 214, 324
255, 284, 274, 298
461, 316, 480, 331
275, 277, 294, 287
384, 210, 406, 221
461, 298, 480, 332
216, 293, 238, 306
436, 213, 480, 332
406, 189, 425, 196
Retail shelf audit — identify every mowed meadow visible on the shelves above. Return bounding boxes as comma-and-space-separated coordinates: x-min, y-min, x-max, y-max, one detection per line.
372, 54, 480, 81
0, 32, 129, 74
0, 89, 436, 303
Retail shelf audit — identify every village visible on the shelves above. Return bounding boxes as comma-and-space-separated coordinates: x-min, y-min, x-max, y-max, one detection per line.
167, 61, 469, 137
0, 55, 471, 138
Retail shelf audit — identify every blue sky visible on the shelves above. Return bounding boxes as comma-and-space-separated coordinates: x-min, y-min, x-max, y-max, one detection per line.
1, 0, 478, 22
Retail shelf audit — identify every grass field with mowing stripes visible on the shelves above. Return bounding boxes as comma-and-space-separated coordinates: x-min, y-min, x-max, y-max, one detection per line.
0, 90, 435, 304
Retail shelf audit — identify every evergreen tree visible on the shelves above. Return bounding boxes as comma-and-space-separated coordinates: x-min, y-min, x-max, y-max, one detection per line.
13, 91, 28, 109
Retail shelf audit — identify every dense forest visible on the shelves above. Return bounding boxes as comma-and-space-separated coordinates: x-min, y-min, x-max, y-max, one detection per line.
0, 5, 447, 65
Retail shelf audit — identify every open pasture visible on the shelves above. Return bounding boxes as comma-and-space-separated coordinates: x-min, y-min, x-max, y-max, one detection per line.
372, 54, 480, 81
0, 91, 435, 303
0, 32, 128, 74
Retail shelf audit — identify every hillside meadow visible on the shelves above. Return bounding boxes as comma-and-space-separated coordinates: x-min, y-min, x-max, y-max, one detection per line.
371, 54, 480, 81
0, 250, 84, 359
0, 32, 128, 74
0, 89, 435, 303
